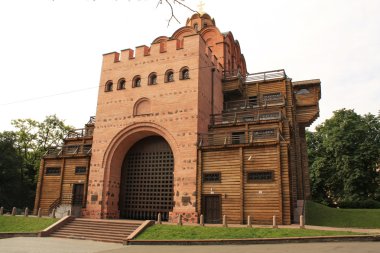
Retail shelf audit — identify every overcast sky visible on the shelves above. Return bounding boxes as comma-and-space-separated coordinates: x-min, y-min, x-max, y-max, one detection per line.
0, 0, 379, 131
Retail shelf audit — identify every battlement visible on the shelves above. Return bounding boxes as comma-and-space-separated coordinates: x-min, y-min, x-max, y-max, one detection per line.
102, 33, 220, 68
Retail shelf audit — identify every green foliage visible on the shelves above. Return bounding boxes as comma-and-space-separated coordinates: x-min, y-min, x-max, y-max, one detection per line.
0, 216, 58, 232
307, 109, 380, 205
0, 115, 72, 209
135, 224, 359, 240
305, 201, 380, 228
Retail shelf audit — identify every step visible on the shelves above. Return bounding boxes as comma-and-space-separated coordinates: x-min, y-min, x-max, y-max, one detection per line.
50, 230, 129, 239
58, 226, 136, 234
63, 223, 139, 230
66, 222, 140, 229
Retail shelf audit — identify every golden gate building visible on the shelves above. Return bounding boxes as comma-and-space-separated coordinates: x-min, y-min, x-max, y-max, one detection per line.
34, 13, 321, 225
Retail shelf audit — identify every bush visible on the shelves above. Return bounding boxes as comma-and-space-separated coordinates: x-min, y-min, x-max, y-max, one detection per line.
338, 199, 380, 209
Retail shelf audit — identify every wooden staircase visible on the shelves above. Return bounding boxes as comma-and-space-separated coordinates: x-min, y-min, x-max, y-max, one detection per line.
49, 218, 143, 243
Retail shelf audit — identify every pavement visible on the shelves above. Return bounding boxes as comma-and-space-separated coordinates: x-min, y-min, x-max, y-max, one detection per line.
1, 237, 380, 253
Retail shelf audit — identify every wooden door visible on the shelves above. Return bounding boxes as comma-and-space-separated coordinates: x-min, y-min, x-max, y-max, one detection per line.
72, 184, 84, 207
203, 195, 221, 224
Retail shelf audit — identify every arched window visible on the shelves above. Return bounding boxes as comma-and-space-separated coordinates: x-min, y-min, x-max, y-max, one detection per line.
165, 70, 174, 83
105, 81, 113, 92
132, 75, 141, 88
194, 23, 198, 31
202, 21, 207, 28
118, 78, 126, 90
180, 67, 190, 80
148, 72, 157, 85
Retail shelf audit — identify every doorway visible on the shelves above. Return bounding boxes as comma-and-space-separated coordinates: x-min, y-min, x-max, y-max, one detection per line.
202, 195, 221, 224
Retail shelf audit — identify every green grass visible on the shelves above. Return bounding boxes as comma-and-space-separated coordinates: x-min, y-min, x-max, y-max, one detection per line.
306, 201, 380, 228
135, 225, 360, 240
0, 216, 59, 233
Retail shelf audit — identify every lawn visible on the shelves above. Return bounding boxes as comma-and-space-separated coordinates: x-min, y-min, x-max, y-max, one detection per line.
135, 225, 360, 240
0, 216, 58, 233
306, 201, 380, 228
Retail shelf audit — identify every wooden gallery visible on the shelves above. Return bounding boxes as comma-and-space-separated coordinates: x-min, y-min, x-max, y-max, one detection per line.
34, 13, 321, 225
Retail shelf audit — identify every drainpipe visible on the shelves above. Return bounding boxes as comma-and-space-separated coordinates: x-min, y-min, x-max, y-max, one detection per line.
211, 68, 216, 125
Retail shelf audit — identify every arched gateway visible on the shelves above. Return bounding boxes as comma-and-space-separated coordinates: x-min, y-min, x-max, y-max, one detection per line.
119, 136, 174, 221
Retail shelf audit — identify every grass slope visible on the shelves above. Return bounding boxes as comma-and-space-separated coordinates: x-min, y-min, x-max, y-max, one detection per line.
136, 225, 359, 240
306, 201, 380, 228
0, 216, 58, 232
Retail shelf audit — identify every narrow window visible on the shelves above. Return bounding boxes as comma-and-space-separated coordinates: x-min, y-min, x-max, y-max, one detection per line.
165, 70, 174, 83
263, 92, 282, 101
180, 67, 190, 80
203, 172, 221, 182
231, 132, 245, 144
247, 171, 274, 182
118, 78, 126, 90
64, 145, 79, 154
45, 167, 61, 175
194, 23, 199, 31
75, 166, 87, 175
133, 76, 141, 88
148, 73, 157, 85
105, 81, 113, 92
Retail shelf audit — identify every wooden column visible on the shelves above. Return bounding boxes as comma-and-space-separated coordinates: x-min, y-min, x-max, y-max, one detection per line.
33, 159, 45, 215
239, 147, 244, 224
277, 143, 283, 224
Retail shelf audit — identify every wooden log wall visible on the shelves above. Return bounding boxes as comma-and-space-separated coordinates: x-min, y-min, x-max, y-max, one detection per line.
36, 156, 90, 215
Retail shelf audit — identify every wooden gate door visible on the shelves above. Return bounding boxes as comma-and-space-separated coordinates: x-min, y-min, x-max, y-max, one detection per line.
120, 136, 174, 221
72, 184, 84, 207
203, 195, 221, 224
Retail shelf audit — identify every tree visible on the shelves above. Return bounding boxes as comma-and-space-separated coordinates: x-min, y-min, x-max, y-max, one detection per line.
0, 115, 72, 209
0, 131, 24, 209
156, 0, 197, 26
307, 109, 380, 206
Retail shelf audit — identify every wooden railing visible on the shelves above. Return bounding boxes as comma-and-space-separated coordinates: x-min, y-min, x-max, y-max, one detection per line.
211, 109, 283, 126
224, 95, 285, 112
48, 197, 61, 214
66, 128, 94, 139
44, 144, 92, 157
87, 116, 96, 124
245, 69, 286, 83
198, 128, 283, 147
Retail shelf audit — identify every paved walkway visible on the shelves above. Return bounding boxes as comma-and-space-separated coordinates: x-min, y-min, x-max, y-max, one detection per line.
1, 238, 380, 253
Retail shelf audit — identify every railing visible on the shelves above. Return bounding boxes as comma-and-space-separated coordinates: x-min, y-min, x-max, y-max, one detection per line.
245, 69, 286, 83
48, 197, 61, 214
198, 128, 282, 147
44, 144, 92, 157
224, 95, 285, 112
211, 109, 282, 126
66, 128, 94, 139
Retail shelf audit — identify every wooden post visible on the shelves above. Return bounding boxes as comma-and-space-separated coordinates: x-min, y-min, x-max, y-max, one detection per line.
0, 207, 3, 215
11, 207, 16, 216
24, 207, 29, 217
272, 215, 278, 228
52, 208, 56, 219
37, 208, 42, 218
247, 215, 252, 228
67, 209, 71, 216
157, 213, 162, 224
177, 214, 182, 226
300, 215, 305, 229
223, 215, 228, 227
199, 214, 204, 226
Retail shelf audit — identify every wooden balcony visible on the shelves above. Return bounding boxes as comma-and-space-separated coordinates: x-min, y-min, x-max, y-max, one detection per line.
44, 144, 92, 157
224, 95, 285, 112
211, 108, 284, 127
198, 128, 283, 148
66, 128, 94, 139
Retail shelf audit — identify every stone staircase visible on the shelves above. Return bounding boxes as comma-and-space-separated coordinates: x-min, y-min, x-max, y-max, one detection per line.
49, 218, 143, 243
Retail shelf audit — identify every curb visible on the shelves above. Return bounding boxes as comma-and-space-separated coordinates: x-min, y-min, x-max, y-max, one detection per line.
0, 232, 38, 239
126, 235, 380, 245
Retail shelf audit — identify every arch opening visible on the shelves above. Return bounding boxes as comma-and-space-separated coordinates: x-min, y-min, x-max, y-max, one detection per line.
119, 136, 174, 221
